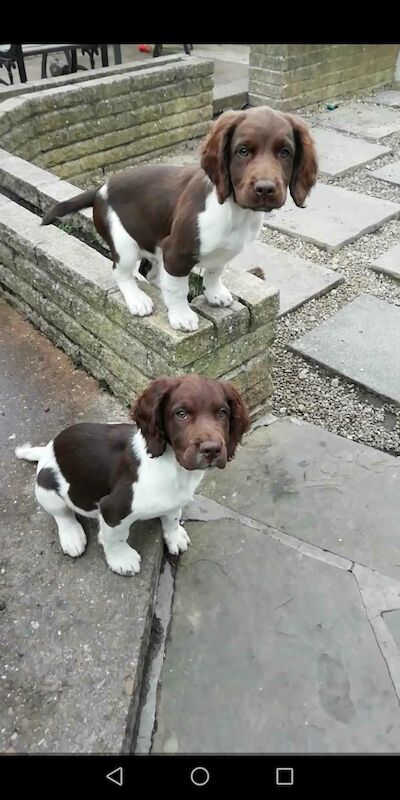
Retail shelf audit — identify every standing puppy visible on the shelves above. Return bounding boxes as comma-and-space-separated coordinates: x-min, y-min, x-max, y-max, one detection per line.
15, 376, 250, 576
42, 107, 318, 332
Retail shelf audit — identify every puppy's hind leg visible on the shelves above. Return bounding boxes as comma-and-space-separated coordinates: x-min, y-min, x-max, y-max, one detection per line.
107, 207, 154, 317
35, 484, 87, 558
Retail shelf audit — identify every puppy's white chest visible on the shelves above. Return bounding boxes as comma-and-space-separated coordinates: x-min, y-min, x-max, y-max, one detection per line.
198, 190, 263, 257
131, 450, 203, 521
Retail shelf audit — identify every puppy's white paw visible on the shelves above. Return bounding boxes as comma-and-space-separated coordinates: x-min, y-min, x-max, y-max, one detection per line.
105, 544, 141, 576
125, 289, 154, 317
164, 525, 191, 555
205, 285, 233, 307
59, 525, 87, 558
168, 306, 199, 332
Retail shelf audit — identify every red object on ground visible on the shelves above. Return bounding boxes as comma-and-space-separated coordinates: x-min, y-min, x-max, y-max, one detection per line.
138, 45, 151, 53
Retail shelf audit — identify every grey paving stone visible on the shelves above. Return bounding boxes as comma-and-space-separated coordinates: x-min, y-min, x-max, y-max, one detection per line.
311, 127, 391, 177
364, 90, 400, 108
152, 518, 400, 753
383, 610, 400, 650
371, 159, 400, 186
227, 241, 343, 316
200, 418, 400, 580
264, 184, 400, 251
370, 242, 400, 280
314, 103, 400, 139
289, 294, 400, 403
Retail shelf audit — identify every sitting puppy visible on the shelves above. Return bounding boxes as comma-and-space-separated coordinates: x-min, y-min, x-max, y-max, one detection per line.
15, 375, 250, 576
42, 106, 318, 332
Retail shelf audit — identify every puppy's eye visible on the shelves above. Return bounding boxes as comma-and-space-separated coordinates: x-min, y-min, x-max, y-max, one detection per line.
237, 145, 249, 157
217, 408, 229, 418
175, 408, 188, 419
280, 147, 291, 158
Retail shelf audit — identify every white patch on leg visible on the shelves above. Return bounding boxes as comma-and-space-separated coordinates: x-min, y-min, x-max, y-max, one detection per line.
99, 518, 141, 576
203, 263, 233, 307
35, 483, 87, 558
161, 510, 191, 555
143, 248, 163, 288
160, 269, 199, 332
58, 521, 87, 558
107, 206, 153, 316
163, 525, 191, 555
105, 542, 141, 576
116, 277, 153, 316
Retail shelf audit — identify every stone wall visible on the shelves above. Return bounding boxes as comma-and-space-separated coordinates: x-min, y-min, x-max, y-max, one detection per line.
0, 55, 214, 186
0, 179, 278, 417
249, 45, 400, 111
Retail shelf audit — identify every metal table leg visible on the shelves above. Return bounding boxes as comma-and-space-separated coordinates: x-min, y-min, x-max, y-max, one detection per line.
112, 44, 122, 65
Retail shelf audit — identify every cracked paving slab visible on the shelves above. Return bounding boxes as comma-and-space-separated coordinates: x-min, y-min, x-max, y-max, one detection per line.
151, 517, 400, 754
197, 418, 400, 581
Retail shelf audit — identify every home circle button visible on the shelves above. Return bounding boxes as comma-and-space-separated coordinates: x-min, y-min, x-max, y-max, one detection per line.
190, 766, 210, 786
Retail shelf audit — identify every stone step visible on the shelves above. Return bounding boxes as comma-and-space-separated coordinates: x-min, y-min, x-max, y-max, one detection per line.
313, 102, 400, 140
226, 240, 343, 316
289, 293, 400, 404
264, 183, 400, 251
371, 159, 400, 186
364, 90, 400, 108
311, 127, 391, 177
370, 242, 400, 280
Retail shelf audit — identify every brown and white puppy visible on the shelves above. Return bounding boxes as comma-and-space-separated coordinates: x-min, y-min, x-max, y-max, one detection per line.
42, 106, 318, 332
15, 375, 250, 576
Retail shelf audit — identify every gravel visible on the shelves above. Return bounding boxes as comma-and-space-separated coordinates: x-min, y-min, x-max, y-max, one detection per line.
259, 91, 400, 456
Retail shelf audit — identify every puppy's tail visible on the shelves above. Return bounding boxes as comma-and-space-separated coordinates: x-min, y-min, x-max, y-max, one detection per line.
42, 188, 98, 225
15, 443, 47, 462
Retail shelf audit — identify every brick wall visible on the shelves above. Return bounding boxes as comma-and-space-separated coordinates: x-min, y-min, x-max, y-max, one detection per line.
249, 45, 400, 111
0, 55, 214, 187
0, 170, 278, 417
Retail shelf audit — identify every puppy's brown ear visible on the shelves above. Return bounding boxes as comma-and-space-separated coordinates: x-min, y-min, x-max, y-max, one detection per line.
285, 114, 318, 207
222, 382, 251, 461
131, 378, 173, 457
200, 110, 244, 204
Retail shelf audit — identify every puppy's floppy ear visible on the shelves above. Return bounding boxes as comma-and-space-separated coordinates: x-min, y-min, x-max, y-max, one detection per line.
131, 377, 173, 457
284, 113, 318, 207
200, 110, 244, 204
222, 382, 251, 461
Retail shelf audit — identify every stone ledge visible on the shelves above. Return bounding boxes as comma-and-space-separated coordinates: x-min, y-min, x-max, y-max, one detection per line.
0, 194, 277, 415
0, 56, 214, 184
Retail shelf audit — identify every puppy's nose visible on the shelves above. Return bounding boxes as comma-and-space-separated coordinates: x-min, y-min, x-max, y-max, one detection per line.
254, 179, 276, 198
199, 441, 222, 461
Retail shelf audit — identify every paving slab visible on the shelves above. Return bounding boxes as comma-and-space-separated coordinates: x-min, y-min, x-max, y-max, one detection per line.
384, 610, 400, 650
227, 240, 343, 315
264, 184, 400, 251
289, 294, 400, 403
314, 103, 400, 140
311, 128, 391, 177
0, 300, 162, 753
198, 418, 400, 580
370, 242, 400, 279
371, 159, 400, 186
364, 90, 400, 108
152, 517, 400, 753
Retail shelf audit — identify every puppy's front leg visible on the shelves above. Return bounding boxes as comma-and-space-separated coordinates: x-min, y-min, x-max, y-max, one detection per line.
203, 261, 233, 307
160, 269, 199, 332
161, 509, 191, 555
98, 518, 141, 576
